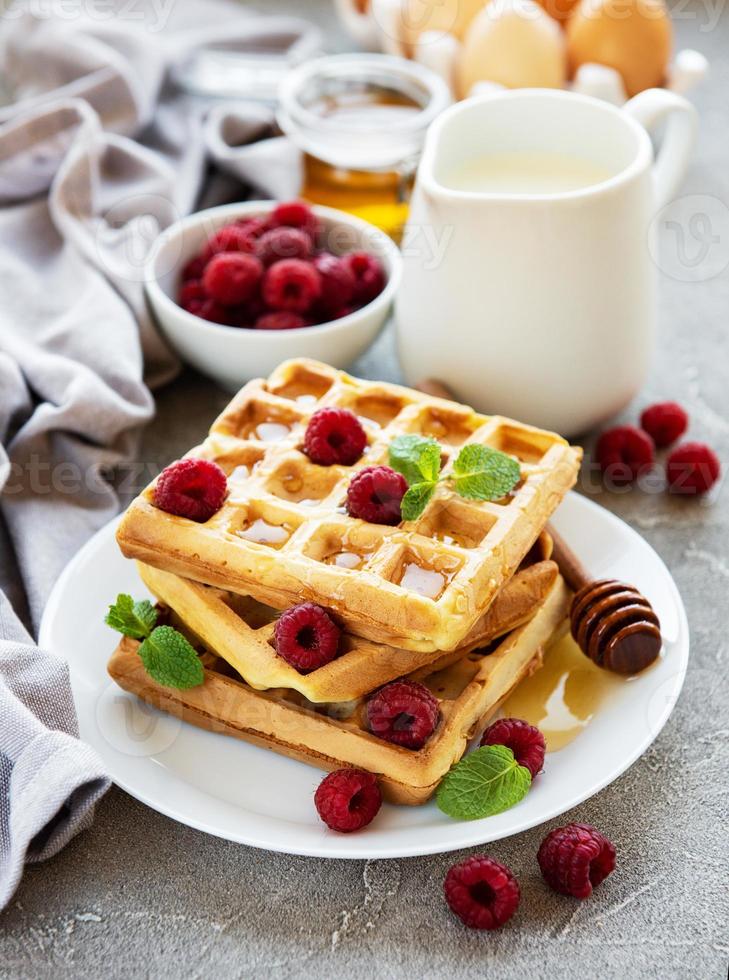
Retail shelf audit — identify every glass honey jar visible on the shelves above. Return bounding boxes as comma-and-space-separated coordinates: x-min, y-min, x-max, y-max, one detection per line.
277, 54, 451, 240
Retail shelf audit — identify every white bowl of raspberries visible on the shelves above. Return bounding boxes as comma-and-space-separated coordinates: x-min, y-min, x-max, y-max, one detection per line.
145, 200, 401, 391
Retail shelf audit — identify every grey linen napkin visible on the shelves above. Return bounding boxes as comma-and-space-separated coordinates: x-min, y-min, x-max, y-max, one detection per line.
0, 0, 308, 908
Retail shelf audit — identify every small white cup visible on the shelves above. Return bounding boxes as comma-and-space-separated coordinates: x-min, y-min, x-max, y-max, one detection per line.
396, 88, 697, 435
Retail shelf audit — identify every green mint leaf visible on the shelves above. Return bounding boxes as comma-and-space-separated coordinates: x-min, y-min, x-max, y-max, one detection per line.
401, 481, 437, 522
105, 594, 157, 640
452, 445, 521, 501
436, 744, 532, 820
138, 626, 204, 689
389, 434, 442, 486
415, 441, 442, 483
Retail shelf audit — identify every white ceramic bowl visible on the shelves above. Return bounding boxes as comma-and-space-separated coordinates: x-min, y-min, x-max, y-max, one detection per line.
144, 202, 401, 392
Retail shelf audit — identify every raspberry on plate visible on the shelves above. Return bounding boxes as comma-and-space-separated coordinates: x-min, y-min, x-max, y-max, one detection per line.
203, 253, 263, 306
538, 823, 616, 898
480, 717, 546, 779
256, 226, 313, 266
270, 200, 320, 240
640, 401, 688, 448
314, 768, 382, 832
255, 311, 308, 330
366, 679, 440, 749
313, 252, 356, 315
303, 407, 367, 466
262, 259, 322, 313
444, 856, 520, 930
342, 251, 386, 306
346, 465, 407, 525
274, 603, 341, 672
595, 425, 655, 485
153, 458, 227, 522
201, 223, 258, 261
666, 441, 720, 495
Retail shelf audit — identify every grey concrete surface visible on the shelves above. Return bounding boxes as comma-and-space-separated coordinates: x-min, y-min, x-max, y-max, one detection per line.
2, 1, 728, 977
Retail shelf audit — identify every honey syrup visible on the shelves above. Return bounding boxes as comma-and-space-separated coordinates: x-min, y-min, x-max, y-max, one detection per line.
501, 631, 620, 750
300, 88, 421, 240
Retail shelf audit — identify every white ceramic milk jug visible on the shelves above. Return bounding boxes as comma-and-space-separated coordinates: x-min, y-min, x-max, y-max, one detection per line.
396, 88, 696, 435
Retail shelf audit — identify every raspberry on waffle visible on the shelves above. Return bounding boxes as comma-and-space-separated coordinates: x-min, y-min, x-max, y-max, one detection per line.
107, 577, 570, 805
116, 359, 581, 653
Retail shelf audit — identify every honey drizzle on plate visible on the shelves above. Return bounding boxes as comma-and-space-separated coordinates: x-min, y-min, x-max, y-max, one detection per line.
501, 631, 620, 751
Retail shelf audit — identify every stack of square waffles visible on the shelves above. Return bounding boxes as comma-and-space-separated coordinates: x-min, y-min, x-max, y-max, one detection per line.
110, 359, 581, 805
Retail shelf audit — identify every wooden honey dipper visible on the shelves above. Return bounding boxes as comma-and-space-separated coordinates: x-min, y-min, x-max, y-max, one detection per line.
415, 378, 663, 674
547, 526, 662, 674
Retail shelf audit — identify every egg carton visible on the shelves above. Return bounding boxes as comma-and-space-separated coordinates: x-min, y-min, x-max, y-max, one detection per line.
334, 0, 708, 106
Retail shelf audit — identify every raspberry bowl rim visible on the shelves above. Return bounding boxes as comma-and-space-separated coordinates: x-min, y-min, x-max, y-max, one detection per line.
144, 201, 402, 390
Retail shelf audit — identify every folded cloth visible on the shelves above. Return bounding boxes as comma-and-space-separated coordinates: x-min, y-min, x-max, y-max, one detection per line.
0, 593, 109, 911
0, 0, 310, 908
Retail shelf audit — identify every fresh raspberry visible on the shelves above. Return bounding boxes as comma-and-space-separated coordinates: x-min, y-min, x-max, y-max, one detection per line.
256, 226, 312, 266
255, 311, 308, 330
366, 679, 439, 749
314, 768, 382, 832
181, 255, 206, 281
179, 279, 206, 310
444, 856, 520, 930
640, 401, 688, 448
537, 823, 616, 898
194, 298, 235, 325
270, 200, 320, 240
595, 425, 655, 485
262, 259, 322, 313
342, 251, 386, 305
313, 252, 356, 315
203, 253, 263, 306
153, 458, 227, 522
329, 306, 355, 320
346, 465, 407, 525
303, 408, 367, 466
274, 603, 341, 672
201, 223, 257, 262
234, 216, 267, 239
666, 441, 720, 495
480, 718, 546, 779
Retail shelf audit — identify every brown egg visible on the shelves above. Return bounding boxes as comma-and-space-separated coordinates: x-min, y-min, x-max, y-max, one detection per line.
457, 0, 567, 96
535, 0, 582, 23
396, 0, 489, 45
567, 0, 673, 97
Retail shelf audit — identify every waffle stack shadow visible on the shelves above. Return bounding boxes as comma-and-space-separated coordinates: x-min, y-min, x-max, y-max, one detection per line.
110, 359, 581, 804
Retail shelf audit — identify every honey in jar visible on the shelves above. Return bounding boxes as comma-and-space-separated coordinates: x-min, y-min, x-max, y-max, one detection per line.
277, 54, 451, 240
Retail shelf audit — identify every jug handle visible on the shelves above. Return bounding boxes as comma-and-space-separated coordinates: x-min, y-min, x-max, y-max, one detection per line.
623, 88, 697, 210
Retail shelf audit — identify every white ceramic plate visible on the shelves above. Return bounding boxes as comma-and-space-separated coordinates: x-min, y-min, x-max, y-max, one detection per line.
40, 493, 688, 859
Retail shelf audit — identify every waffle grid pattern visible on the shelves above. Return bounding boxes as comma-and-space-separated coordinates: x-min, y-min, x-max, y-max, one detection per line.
117, 359, 581, 651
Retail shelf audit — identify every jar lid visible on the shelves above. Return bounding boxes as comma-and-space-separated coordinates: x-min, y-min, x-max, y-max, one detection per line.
277, 53, 452, 172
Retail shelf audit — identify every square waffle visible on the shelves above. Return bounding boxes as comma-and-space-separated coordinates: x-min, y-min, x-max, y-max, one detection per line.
108, 576, 570, 805
117, 359, 581, 652
136, 530, 557, 703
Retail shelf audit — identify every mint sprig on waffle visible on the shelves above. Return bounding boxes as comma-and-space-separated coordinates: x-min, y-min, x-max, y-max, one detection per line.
106, 594, 204, 689
389, 435, 521, 521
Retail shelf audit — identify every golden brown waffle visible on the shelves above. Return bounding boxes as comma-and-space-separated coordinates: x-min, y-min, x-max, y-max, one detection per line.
117, 359, 581, 652
108, 577, 570, 805
137, 534, 557, 703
